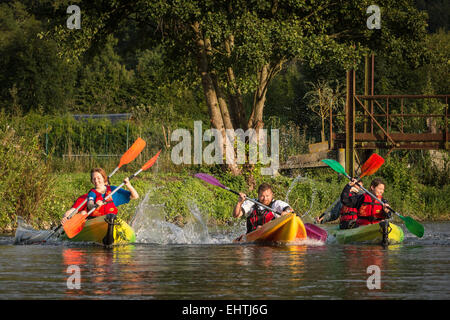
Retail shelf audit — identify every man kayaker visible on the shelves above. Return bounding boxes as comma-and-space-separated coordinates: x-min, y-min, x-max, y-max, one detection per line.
233, 183, 293, 234
341, 178, 391, 226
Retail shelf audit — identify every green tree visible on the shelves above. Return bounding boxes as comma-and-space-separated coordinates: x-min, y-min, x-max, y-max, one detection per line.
42, 0, 428, 175
304, 80, 345, 142
0, 1, 77, 114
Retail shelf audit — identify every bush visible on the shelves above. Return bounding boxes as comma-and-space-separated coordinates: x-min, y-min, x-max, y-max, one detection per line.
0, 124, 54, 231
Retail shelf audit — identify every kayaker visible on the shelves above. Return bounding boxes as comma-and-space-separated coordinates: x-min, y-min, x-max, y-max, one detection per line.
341, 178, 391, 226
315, 182, 364, 229
233, 183, 293, 233
86, 168, 139, 218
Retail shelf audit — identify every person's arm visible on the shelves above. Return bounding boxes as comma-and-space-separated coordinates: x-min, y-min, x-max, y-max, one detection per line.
123, 177, 139, 200
341, 180, 363, 208
233, 192, 246, 218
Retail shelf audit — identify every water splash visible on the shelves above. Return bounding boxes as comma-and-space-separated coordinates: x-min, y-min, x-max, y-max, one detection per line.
285, 174, 317, 221
131, 190, 241, 244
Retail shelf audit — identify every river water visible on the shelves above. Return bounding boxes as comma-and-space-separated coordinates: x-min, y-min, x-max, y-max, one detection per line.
0, 217, 449, 301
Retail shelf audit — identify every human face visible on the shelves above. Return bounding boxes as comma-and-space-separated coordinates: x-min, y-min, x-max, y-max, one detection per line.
258, 189, 273, 206
371, 183, 385, 198
91, 172, 106, 189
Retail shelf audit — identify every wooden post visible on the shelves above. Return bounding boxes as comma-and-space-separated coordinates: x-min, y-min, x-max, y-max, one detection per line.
345, 70, 355, 177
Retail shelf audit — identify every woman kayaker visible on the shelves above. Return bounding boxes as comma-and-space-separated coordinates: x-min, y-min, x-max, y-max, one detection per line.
233, 183, 293, 234
86, 168, 139, 218
341, 178, 391, 226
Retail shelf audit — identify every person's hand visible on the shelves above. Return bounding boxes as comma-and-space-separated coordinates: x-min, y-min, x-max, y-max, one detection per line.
315, 216, 324, 224
238, 192, 246, 204
96, 200, 104, 207
281, 208, 293, 216
61, 216, 68, 225
124, 177, 132, 188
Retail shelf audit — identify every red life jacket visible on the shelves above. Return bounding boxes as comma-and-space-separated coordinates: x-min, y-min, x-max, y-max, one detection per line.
72, 194, 87, 211
339, 192, 358, 222
89, 186, 118, 218
246, 201, 276, 234
357, 194, 385, 226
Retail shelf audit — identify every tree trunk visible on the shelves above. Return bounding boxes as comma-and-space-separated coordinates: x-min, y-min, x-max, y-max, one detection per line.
192, 22, 241, 175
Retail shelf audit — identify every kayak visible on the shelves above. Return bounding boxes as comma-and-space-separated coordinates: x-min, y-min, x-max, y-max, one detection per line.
326, 221, 404, 245
235, 213, 307, 243
62, 215, 136, 247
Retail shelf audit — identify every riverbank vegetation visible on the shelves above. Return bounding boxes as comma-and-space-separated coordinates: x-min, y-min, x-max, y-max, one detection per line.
0, 1, 449, 232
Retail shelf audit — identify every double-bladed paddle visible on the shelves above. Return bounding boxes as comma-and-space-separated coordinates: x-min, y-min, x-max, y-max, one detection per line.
194, 173, 328, 242
63, 150, 161, 239
322, 159, 424, 238
43, 138, 146, 241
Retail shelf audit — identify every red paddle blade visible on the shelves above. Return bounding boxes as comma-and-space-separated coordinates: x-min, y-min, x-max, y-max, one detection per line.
360, 153, 384, 178
118, 138, 146, 168
63, 213, 87, 238
141, 150, 161, 171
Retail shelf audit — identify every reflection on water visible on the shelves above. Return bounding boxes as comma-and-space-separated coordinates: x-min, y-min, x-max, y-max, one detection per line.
0, 222, 449, 299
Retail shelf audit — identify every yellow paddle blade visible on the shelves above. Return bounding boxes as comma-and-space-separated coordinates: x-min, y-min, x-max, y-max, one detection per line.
63, 213, 87, 239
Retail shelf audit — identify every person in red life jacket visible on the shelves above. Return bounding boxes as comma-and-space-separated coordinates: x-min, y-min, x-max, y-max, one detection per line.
86, 168, 139, 218
341, 178, 391, 227
60, 194, 88, 225
315, 183, 364, 229
233, 183, 293, 234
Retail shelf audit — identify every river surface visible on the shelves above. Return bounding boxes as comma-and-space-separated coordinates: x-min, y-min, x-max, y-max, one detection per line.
0, 220, 449, 300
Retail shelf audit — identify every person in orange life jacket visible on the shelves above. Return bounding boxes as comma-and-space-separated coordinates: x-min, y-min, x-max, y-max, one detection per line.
341, 177, 391, 227
315, 182, 365, 230
86, 168, 139, 218
233, 183, 293, 234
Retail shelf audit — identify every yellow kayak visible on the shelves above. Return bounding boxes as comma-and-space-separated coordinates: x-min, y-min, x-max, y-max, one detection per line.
235, 213, 307, 243
63, 215, 136, 247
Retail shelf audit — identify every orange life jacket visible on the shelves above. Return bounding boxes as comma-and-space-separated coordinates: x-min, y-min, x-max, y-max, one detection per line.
357, 194, 385, 226
89, 186, 118, 218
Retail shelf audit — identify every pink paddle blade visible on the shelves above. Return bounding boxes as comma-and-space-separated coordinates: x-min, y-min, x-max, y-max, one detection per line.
304, 223, 328, 242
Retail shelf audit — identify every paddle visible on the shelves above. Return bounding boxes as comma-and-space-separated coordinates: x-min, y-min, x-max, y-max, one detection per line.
194, 173, 328, 242
63, 149, 161, 239
43, 138, 147, 241
321, 159, 424, 238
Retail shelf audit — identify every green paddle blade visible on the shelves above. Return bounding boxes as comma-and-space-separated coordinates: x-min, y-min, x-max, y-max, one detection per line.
400, 215, 424, 238
322, 159, 348, 176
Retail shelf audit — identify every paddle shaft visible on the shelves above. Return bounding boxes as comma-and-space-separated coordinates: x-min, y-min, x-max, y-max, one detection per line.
223, 186, 288, 217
